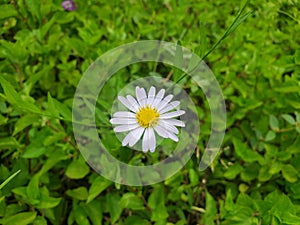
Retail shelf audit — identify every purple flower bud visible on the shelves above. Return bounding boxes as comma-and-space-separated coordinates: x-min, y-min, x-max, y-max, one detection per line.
62, 0, 77, 11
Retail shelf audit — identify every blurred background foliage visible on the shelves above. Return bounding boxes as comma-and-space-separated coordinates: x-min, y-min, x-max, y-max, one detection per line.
0, 0, 300, 224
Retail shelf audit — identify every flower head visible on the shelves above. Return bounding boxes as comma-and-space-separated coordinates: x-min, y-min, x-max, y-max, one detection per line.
110, 86, 185, 153
62, 0, 77, 11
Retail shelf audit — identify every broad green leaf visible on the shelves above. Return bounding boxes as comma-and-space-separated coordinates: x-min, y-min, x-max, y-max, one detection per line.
233, 138, 263, 163
269, 115, 279, 130
32, 216, 47, 225
204, 191, 217, 225
224, 163, 244, 180
73, 207, 90, 225
105, 193, 122, 223
0, 76, 41, 114
148, 185, 168, 221
52, 98, 72, 121
25, 0, 42, 21
66, 187, 88, 201
47, 92, 60, 118
282, 165, 298, 183
0, 114, 8, 126
38, 187, 61, 209
224, 189, 234, 211
82, 201, 103, 225
258, 166, 273, 182
26, 175, 40, 202
124, 216, 150, 225
87, 176, 112, 203
274, 86, 300, 93
188, 169, 199, 186
281, 114, 296, 125
43, 132, 66, 146
65, 157, 90, 179
0, 4, 18, 19
1, 212, 37, 225
37, 150, 68, 176
265, 130, 276, 142
120, 193, 144, 210
0, 137, 20, 149
13, 114, 40, 136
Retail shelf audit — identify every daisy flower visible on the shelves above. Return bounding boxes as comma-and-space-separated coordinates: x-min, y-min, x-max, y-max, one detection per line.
110, 86, 185, 153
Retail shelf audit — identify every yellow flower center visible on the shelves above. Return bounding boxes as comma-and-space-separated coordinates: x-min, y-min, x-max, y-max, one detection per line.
136, 106, 160, 128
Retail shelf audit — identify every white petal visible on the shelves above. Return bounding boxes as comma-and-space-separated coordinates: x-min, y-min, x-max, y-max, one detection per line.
136, 87, 147, 107
114, 123, 139, 132
157, 94, 174, 111
147, 86, 156, 106
153, 124, 169, 138
110, 118, 137, 124
154, 124, 179, 142
159, 120, 179, 134
167, 132, 179, 142
129, 127, 145, 147
122, 127, 144, 146
126, 95, 140, 112
142, 128, 150, 152
148, 127, 156, 152
158, 101, 180, 114
122, 133, 131, 146
160, 110, 185, 119
118, 96, 136, 112
113, 111, 136, 118
152, 89, 165, 107
162, 119, 185, 127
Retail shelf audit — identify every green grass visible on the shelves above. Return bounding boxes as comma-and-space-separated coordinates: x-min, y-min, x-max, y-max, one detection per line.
0, 0, 300, 224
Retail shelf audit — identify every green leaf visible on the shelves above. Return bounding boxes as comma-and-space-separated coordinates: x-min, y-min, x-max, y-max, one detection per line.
124, 216, 150, 225
0, 4, 18, 19
148, 185, 168, 221
0, 137, 20, 149
225, 10, 253, 37
224, 163, 244, 179
0, 76, 41, 114
52, 98, 72, 121
25, 0, 42, 21
281, 114, 296, 125
269, 115, 279, 130
265, 130, 276, 142
120, 193, 144, 210
66, 187, 88, 201
37, 150, 68, 176
65, 157, 90, 179
1, 212, 37, 225
0, 114, 8, 126
224, 189, 234, 211
188, 169, 199, 186
38, 197, 61, 209
173, 41, 184, 82
258, 166, 273, 182
26, 175, 40, 202
204, 191, 217, 225
282, 165, 298, 183
82, 200, 103, 225
13, 114, 40, 136
233, 138, 263, 163
0, 170, 21, 190
106, 193, 122, 223
47, 92, 60, 118
274, 86, 300, 93
87, 176, 112, 203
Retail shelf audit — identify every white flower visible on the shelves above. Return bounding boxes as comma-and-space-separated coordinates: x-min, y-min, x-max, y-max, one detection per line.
110, 86, 185, 153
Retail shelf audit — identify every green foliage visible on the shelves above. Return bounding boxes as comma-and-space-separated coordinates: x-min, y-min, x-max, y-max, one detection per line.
1, 0, 300, 224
